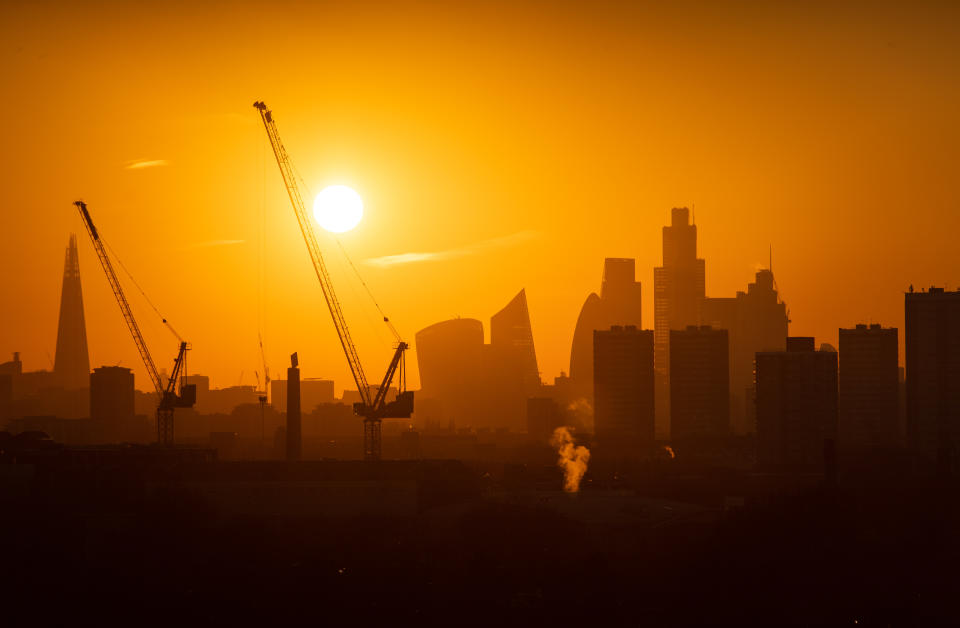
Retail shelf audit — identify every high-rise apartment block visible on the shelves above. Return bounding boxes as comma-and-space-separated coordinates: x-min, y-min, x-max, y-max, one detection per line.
756, 337, 838, 468
670, 325, 730, 440
839, 324, 899, 451
905, 288, 960, 461
593, 325, 655, 450
90, 366, 135, 436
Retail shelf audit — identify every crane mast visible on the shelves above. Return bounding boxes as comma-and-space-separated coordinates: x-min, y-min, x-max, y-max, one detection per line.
254, 101, 412, 460
74, 201, 195, 445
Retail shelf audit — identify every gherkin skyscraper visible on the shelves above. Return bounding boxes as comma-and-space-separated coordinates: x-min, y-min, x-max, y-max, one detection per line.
53, 234, 90, 390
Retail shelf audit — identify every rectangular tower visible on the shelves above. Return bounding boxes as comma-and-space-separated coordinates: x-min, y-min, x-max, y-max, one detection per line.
670, 325, 730, 440
756, 338, 838, 468
593, 325, 655, 452
90, 366, 135, 441
654, 208, 705, 435
905, 288, 960, 463
839, 324, 900, 451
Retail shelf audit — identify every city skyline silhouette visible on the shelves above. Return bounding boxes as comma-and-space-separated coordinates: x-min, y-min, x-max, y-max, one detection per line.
3, 2, 957, 393
2, 2, 960, 625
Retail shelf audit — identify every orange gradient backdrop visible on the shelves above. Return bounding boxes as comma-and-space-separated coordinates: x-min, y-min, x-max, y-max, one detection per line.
2, 1, 958, 393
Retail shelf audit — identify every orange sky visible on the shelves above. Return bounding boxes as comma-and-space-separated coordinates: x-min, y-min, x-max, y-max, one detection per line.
2, 1, 958, 393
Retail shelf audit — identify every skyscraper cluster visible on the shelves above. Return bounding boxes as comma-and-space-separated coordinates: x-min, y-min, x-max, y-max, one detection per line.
6, 214, 960, 472
586, 207, 957, 469
569, 258, 642, 401
701, 269, 788, 433
415, 289, 541, 431
591, 207, 789, 454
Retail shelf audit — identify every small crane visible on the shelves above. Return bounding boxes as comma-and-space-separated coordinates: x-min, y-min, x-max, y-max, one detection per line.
254, 101, 412, 461
74, 201, 196, 445
256, 333, 269, 450
258, 332, 270, 404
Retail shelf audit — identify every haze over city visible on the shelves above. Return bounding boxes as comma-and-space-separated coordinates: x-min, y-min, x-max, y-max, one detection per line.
4, 1, 959, 391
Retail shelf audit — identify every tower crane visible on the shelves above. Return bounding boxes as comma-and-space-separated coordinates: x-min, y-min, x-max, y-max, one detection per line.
253, 101, 412, 461
74, 201, 196, 445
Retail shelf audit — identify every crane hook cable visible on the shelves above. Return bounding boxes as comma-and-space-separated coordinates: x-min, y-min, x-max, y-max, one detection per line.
334, 237, 402, 343
289, 160, 402, 344
101, 237, 184, 342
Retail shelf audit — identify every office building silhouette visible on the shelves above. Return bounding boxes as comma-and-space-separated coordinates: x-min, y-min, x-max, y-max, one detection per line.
271, 377, 335, 413
53, 234, 90, 390
0, 352, 22, 393
654, 208, 705, 434
487, 289, 542, 429
183, 374, 210, 408
701, 269, 788, 433
839, 324, 900, 451
415, 318, 485, 427
0, 352, 20, 421
593, 325, 655, 452
90, 366, 135, 438
490, 288, 541, 395
756, 337, 838, 468
670, 326, 730, 440
415, 289, 540, 431
569, 258, 642, 401
905, 288, 960, 462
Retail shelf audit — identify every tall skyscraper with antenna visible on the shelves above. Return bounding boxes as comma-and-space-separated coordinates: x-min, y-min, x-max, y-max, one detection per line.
654, 208, 706, 433
53, 234, 90, 390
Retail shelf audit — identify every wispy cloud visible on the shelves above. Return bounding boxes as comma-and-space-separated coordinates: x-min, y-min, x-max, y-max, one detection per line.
125, 159, 168, 170
365, 230, 539, 268
189, 239, 246, 249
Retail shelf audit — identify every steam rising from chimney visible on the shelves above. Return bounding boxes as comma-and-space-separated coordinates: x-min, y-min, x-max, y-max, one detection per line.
663, 445, 676, 459
551, 427, 591, 493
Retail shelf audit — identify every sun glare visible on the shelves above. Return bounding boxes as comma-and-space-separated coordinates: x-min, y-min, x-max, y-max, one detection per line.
313, 185, 363, 233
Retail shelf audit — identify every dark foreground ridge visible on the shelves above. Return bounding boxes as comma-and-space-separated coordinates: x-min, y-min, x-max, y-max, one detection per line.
2, 434, 957, 626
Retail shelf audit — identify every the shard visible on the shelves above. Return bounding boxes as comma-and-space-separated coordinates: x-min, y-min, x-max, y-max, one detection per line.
53, 234, 90, 390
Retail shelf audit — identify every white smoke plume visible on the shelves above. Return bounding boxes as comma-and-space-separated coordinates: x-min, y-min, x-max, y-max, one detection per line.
551, 426, 591, 493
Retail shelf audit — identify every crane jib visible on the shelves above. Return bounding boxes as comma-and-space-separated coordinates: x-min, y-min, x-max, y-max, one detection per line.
73, 200, 195, 445
254, 102, 375, 403
253, 100, 413, 461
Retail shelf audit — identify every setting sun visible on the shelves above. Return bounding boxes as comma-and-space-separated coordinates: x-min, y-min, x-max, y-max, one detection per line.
313, 185, 363, 233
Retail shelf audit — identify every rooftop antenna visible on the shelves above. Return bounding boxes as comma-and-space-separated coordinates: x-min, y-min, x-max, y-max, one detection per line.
769, 245, 772, 272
